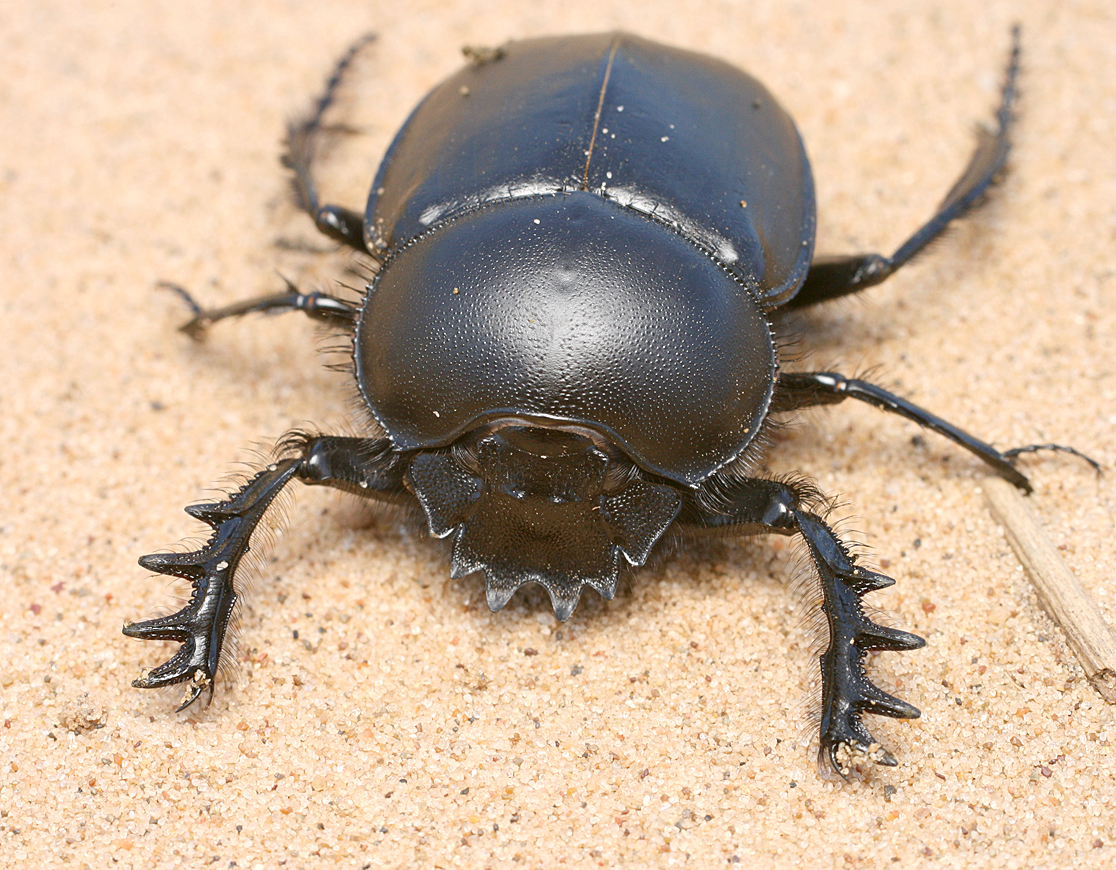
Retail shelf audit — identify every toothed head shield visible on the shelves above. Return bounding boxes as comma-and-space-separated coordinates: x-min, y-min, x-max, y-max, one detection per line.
407, 426, 680, 620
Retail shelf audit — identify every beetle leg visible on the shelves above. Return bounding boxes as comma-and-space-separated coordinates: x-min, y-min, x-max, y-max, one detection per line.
789, 27, 1020, 309
283, 34, 377, 252
123, 434, 406, 709
679, 477, 923, 776
775, 370, 1097, 492
160, 279, 357, 338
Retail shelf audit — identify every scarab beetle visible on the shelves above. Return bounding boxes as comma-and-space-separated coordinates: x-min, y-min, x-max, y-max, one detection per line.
126, 30, 1078, 775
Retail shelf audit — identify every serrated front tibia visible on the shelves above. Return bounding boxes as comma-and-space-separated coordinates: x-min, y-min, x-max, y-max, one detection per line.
137, 550, 208, 584
185, 500, 243, 526
811, 545, 924, 776
856, 622, 926, 652
126, 458, 301, 707
818, 611, 924, 776
859, 681, 922, 720
127, 547, 236, 702
844, 566, 895, 594
124, 548, 235, 708
824, 738, 899, 775
819, 699, 905, 777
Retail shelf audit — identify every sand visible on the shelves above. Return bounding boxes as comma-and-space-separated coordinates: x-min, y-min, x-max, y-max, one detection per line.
2, 0, 1114, 867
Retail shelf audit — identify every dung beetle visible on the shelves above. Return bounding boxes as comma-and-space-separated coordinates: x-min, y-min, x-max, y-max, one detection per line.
126, 30, 1084, 775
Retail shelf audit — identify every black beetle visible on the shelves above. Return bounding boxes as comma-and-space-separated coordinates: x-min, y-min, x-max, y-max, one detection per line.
126, 30, 1080, 775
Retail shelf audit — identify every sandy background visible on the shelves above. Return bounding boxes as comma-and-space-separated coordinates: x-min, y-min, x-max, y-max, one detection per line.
2, 0, 1115, 867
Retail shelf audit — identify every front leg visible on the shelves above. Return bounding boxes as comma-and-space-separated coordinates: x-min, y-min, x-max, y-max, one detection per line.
123, 434, 407, 709
680, 477, 924, 775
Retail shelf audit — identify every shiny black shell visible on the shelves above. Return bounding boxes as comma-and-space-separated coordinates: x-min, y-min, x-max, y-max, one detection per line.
355, 32, 815, 486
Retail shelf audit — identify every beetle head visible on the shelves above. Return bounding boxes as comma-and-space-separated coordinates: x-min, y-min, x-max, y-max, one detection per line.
407, 422, 680, 620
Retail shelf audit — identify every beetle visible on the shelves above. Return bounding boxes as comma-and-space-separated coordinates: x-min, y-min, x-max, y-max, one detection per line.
125, 29, 1079, 775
